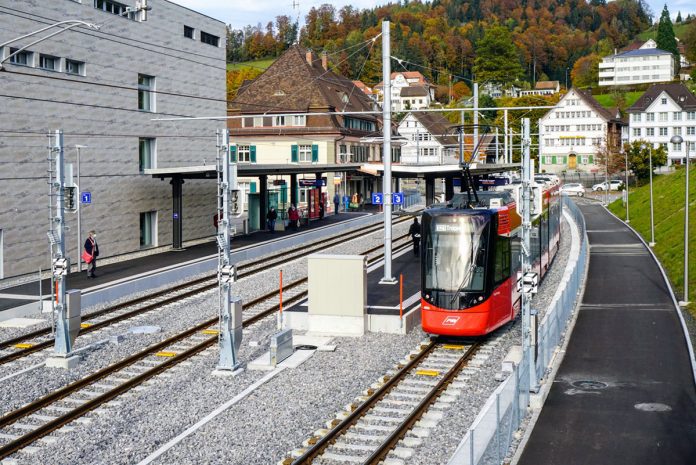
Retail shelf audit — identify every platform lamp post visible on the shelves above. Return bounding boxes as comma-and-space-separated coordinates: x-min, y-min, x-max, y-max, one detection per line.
75, 145, 87, 272
622, 148, 629, 223
671, 135, 690, 306
641, 143, 656, 247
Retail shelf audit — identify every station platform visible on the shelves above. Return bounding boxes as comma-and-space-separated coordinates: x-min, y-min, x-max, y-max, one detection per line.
284, 245, 422, 334
517, 202, 696, 465
0, 212, 377, 319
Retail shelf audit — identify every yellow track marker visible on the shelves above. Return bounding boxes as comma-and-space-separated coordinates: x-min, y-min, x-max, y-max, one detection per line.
442, 344, 466, 350
202, 329, 219, 335
155, 351, 177, 357
14, 343, 34, 349
80, 323, 92, 328
416, 369, 440, 377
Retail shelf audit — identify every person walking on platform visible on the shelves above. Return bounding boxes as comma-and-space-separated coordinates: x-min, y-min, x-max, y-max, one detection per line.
288, 204, 300, 231
83, 230, 99, 278
266, 207, 277, 233
408, 218, 421, 256
333, 193, 340, 215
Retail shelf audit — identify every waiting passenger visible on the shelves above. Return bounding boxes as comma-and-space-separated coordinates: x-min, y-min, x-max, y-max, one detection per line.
408, 218, 421, 257
83, 230, 99, 278
288, 204, 300, 231
266, 207, 277, 233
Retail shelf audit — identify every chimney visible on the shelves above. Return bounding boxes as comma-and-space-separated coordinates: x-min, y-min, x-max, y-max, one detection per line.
321, 51, 328, 71
306, 50, 313, 66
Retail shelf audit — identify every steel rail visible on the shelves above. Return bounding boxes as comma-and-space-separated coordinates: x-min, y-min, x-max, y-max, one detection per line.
0, 216, 414, 364
0, 240, 414, 458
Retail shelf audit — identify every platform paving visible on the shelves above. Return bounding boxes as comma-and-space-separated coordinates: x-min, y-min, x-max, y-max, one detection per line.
517, 202, 696, 465
0, 212, 369, 313
365, 249, 421, 315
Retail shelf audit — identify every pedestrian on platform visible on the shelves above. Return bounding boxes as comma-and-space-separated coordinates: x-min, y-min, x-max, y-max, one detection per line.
319, 202, 324, 220
83, 230, 99, 278
288, 204, 300, 231
333, 193, 340, 215
343, 194, 350, 212
408, 218, 421, 256
266, 207, 277, 233
357, 192, 363, 211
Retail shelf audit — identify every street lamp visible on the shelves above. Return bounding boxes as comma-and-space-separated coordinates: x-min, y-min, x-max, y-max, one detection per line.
75, 145, 87, 272
671, 134, 689, 306
640, 143, 656, 247
622, 148, 629, 223
604, 146, 609, 206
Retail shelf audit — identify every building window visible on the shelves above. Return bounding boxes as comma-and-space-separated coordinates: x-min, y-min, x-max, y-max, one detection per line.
544, 156, 553, 164
647, 128, 655, 136
293, 115, 306, 126
687, 127, 695, 136
184, 25, 195, 39
298, 144, 312, 162
65, 59, 85, 76
659, 112, 668, 122
273, 116, 286, 127
138, 74, 155, 112
688, 112, 696, 121
8, 47, 32, 66
647, 113, 655, 122
253, 116, 263, 127
674, 143, 682, 151
632, 128, 641, 137
200, 31, 220, 47
94, 0, 136, 20
39, 54, 58, 71
674, 112, 682, 121
139, 211, 157, 248
238, 145, 251, 162
661, 98, 667, 105
139, 138, 155, 172
659, 127, 668, 136
674, 127, 682, 136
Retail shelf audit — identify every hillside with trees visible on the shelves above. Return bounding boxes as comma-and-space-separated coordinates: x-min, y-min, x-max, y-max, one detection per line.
226, 0, 653, 100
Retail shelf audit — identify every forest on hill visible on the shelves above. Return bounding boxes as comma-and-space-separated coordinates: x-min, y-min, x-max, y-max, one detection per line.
226, 0, 653, 96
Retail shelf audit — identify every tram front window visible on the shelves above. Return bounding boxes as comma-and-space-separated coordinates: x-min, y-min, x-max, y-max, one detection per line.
425, 215, 489, 308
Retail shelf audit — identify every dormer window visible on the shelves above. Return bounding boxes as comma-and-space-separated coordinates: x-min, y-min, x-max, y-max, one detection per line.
661, 98, 667, 105
341, 93, 349, 104
274, 90, 285, 96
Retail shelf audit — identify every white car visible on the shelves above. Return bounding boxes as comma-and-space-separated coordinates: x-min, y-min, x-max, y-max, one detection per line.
592, 180, 623, 191
560, 183, 585, 197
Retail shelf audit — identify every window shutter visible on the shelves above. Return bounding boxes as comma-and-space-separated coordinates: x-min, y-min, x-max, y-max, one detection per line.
250, 145, 257, 163
551, 156, 557, 165
311, 144, 319, 163
588, 155, 594, 164
250, 182, 257, 193
291, 144, 298, 163
230, 145, 237, 163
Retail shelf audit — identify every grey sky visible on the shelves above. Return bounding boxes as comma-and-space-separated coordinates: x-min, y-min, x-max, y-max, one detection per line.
171, 1, 696, 31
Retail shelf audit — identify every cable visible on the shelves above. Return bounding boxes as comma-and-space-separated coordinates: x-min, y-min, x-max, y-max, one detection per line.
341, 38, 377, 113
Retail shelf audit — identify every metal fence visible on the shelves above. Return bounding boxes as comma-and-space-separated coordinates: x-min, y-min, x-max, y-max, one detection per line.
447, 195, 587, 465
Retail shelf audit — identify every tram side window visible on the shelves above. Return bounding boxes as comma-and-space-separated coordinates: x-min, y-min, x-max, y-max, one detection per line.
494, 236, 511, 285
511, 237, 522, 272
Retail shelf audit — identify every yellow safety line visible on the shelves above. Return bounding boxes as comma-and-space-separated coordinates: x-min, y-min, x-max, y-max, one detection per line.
442, 344, 466, 350
80, 323, 92, 328
416, 369, 440, 377
155, 351, 177, 357
14, 343, 34, 349
202, 329, 219, 335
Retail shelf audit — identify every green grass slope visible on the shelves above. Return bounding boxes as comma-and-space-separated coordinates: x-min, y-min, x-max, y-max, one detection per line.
227, 58, 276, 71
608, 167, 696, 316
637, 22, 692, 41
594, 91, 643, 111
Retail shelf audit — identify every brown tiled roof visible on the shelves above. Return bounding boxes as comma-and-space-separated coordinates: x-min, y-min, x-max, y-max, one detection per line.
230, 46, 376, 121
411, 111, 458, 146
400, 86, 429, 97
621, 40, 646, 52
573, 88, 620, 121
374, 71, 429, 89
534, 81, 559, 90
352, 80, 373, 95
627, 83, 696, 112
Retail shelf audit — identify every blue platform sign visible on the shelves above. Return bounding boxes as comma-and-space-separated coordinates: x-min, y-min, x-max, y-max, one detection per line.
81, 192, 91, 204
371, 193, 383, 205
392, 192, 404, 205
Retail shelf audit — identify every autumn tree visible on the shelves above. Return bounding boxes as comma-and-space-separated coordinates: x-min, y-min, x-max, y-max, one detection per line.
472, 25, 524, 86
571, 54, 601, 88
624, 140, 668, 180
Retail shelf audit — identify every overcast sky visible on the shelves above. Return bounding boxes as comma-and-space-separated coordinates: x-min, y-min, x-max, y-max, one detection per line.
172, 0, 696, 31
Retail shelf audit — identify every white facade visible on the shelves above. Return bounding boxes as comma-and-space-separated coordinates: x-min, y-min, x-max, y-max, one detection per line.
0, 0, 226, 278
628, 93, 696, 164
375, 73, 433, 111
599, 48, 674, 87
397, 114, 456, 165
539, 90, 614, 173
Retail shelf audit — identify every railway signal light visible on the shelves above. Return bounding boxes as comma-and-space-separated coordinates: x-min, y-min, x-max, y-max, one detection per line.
53, 257, 69, 277
65, 186, 77, 212
517, 271, 539, 294
230, 189, 243, 217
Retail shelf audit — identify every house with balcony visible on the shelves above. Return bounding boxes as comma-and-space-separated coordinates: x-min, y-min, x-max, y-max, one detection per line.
519, 81, 561, 96
627, 83, 696, 165
397, 112, 458, 164
599, 43, 675, 86
539, 88, 626, 174
374, 71, 435, 111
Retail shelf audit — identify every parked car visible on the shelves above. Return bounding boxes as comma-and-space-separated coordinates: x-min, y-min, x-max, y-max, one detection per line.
592, 180, 623, 191
560, 183, 585, 197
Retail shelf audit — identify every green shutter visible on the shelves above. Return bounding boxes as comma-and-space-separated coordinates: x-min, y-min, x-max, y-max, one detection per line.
230, 145, 237, 163
250, 182, 257, 193
311, 144, 319, 163
588, 155, 594, 164
250, 145, 256, 163
291, 144, 298, 163
551, 156, 557, 165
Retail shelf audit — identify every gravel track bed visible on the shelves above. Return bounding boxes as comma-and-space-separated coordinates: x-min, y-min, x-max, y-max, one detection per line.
3, 221, 411, 464
407, 217, 573, 465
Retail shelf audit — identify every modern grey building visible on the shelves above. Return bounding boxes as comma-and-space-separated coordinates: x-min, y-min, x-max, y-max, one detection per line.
0, 0, 226, 279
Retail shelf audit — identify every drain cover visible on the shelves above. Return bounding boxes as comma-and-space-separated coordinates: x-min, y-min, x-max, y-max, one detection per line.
635, 403, 672, 412
129, 325, 161, 335
571, 380, 607, 390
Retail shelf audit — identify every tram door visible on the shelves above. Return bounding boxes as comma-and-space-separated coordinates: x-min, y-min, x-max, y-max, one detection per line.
308, 188, 321, 219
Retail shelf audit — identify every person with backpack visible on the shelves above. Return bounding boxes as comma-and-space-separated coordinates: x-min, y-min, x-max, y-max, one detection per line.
267, 207, 277, 233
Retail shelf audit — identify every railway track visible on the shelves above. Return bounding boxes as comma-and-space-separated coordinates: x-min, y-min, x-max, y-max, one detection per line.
283, 340, 481, 465
0, 240, 414, 459
0, 215, 415, 367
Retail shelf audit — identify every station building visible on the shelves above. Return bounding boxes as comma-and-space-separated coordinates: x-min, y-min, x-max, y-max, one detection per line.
0, 0, 226, 279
